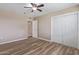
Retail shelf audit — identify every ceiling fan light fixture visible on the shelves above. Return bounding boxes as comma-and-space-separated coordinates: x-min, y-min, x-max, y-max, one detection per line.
24, 3, 44, 12
32, 7, 37, 10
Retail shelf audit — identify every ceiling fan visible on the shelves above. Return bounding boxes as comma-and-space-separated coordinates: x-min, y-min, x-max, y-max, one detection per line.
24, 3, 44, 12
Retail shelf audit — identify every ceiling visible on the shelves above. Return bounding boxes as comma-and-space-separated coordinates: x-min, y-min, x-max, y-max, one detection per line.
0, 3, 78, 17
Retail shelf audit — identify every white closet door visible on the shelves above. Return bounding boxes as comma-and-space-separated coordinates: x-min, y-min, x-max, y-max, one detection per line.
51, 16, 63, 43
61, 13, 77, 48
51, 13, 77, 48
32, 20, 38, 38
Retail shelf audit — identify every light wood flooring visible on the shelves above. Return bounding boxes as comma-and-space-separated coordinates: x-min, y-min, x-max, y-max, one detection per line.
0, 37, 79, 55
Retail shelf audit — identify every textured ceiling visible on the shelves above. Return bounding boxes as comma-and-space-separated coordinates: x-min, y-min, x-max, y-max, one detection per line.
0, 3, 78, 17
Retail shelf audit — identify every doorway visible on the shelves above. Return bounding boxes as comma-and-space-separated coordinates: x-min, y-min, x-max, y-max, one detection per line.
28, 21, 32, 37
27, 20, 38, 38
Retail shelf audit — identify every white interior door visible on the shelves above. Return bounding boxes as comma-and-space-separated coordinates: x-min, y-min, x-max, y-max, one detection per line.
32, 20, 38, 38
51, 13, 78, 48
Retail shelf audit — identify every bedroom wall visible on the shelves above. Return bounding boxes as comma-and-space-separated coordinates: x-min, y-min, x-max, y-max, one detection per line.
35, 6, 79, 40
0, 9, 28, 44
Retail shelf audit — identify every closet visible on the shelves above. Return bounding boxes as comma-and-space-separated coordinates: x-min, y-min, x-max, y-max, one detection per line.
51, 12, 78, 48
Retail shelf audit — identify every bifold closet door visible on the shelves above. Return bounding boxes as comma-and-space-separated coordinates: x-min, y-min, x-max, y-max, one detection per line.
51, 16, 63, 43
51, 13, 78, 48
61, 13, 77, 48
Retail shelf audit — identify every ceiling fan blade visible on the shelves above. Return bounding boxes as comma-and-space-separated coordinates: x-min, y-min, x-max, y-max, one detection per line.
31, 3, 35, 6
24, 6, 32, 8
31, 3, 37, 7
37, 4, 44, 7
37, 9, 42, 12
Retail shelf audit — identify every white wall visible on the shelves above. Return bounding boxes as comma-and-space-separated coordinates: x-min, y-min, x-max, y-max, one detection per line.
0, 8, 28, 44
0, 17, 28, 44
38, 16, 51, 40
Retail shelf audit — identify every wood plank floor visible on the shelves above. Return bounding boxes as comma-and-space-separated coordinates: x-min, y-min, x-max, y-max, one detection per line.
0, 37, 79, 55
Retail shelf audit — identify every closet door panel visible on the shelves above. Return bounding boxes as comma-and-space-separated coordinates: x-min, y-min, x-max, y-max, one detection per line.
51, 16, 63, 43
62, 13, 77, 48
51, 13, 77, 48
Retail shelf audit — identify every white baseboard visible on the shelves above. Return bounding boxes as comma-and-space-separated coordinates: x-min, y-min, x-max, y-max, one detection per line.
0, 37, 27, 45
38, 37, 52, 42
0, 37, 51, 45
